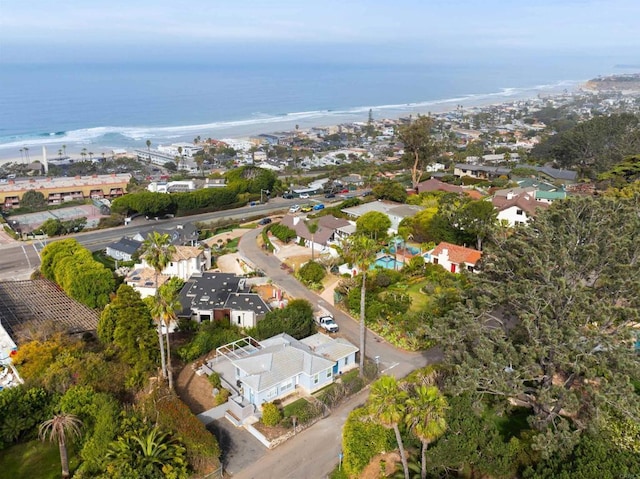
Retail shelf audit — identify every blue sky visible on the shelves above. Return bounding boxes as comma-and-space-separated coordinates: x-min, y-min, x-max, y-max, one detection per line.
1, 0, 639, 64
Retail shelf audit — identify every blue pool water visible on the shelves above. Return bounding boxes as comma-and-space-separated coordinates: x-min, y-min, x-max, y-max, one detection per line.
372, 255, 403, 270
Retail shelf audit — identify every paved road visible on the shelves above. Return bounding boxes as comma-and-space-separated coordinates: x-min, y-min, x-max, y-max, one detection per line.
235, 227, 440, 478
0, 199, 298, 281
233, 387, 371, 479
239, 227, 438, 377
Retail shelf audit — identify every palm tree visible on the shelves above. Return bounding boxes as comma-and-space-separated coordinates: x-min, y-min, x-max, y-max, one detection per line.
19, 148, 24, 163
106, 426, 186, 476
24, 147, 30, 162
405, 385, 448, 479
88, 151, 94, 162
62, 144, 67, 157
369, 376, 410, 479
306, 220, 319, 261
140, 232, 176, 380
340, 234, 378, 376
151, 279, 182, 390
146, 139, 152, 163
39, 413, 83, 479
81, 148, 87, 162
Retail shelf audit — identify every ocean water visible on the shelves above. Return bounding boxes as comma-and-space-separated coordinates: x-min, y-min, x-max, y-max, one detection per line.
0, 58, 618, 160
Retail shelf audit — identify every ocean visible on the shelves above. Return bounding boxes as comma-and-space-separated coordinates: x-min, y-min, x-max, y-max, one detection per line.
0, 58, 620, 160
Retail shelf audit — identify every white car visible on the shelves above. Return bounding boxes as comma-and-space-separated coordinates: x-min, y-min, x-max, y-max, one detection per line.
289, 204, 301, 213
299, 193, 310, 199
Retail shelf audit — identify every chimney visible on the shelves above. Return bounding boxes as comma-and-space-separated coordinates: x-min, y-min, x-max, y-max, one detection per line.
506, 192, 514, 200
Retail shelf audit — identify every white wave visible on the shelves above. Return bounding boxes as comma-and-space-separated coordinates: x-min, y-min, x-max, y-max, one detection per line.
0, 78, 581, 151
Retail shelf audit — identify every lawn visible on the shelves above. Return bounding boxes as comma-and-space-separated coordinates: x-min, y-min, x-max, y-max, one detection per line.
0, 439, 80, 479
390, 280, 429, 313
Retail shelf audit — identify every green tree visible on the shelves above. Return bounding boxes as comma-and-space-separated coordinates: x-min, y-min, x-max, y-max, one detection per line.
339, 234, 379, 376
146, 139, 152, 162
99, 284, 159, 384
140, 232, 176, 382
405, 385, 448, 479
452, 198, 498, 251
372, 179, 408, 203
39, 413, 83, 479
432, 195, 640, 453
20, 190, 47, 209
252, 299, 315, 340
368, 375, 410, 479
397, 116, 442, 189
297, 260, 326, 285
356, 210, 391, 241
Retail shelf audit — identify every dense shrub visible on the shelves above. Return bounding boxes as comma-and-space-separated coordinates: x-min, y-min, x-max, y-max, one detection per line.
248, 299, 315, 340
261, 402, 282, 427
342, 407, 395, 476
177, 320, 243, 362
270, 223, 297, 243
0, 386, 54, 449
298, 261, 326, 285
207, 371, 222, 389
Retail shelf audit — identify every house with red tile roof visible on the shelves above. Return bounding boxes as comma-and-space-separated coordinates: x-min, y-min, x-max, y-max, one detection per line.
424, 242, 482, 273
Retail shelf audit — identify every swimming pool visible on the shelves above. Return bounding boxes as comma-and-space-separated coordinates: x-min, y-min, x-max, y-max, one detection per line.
371, 255, 403, 270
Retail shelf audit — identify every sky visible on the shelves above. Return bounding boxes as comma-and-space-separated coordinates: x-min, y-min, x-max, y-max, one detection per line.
1, 0, 639, 64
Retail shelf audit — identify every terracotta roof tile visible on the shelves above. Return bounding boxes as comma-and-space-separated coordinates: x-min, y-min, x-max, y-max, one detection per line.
432, 242, 482, 265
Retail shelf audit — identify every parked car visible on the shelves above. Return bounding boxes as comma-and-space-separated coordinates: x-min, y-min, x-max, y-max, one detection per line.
313, 204, 325, 211
289, 204, 301, 213
299, 193, 310, 199
258, 217, 272, 225
340, 189, 349, 194
301, 205, 313, 213
283, 193, 294, 199
324, 193, 336, 198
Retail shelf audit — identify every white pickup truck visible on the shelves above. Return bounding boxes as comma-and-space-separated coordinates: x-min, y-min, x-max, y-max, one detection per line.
315, 307, 339, 333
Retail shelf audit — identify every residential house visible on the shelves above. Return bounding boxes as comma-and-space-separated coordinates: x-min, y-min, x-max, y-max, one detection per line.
105, 237, 142, 262
416, 178, 484, 199
126, 245, 211, 298
132, 222, 200, 247
424, 242, 482, 273
177, 272, 269, 327
492, 191, 549, 226
280, 214, 351, 256
222, 333, 358, 408
341, 200, 424, 234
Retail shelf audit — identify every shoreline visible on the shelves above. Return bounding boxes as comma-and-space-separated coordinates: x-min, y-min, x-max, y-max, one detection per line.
0, 81, 580, 166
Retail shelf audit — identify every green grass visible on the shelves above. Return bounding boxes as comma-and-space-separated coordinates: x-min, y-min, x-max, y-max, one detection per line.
405, 280, 429, 312
0, 439, 80, 479
282, 398, 311, 418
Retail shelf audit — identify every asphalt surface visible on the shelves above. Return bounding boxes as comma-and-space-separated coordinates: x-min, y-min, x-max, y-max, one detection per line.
0, 198, 298, 280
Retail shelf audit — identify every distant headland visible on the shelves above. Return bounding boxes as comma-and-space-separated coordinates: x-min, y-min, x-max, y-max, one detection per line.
583, 73, 640, 92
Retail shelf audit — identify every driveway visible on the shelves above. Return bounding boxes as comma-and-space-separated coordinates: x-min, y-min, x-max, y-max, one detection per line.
207, 419, 267, 476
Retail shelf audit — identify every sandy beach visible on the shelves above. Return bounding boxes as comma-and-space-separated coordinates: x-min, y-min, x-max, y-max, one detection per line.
0, 83, 574, 167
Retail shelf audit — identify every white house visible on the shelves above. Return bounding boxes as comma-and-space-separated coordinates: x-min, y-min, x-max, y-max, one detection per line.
492, 192, 549, 227
223, 333, 358, 409
424, 242, 482, 274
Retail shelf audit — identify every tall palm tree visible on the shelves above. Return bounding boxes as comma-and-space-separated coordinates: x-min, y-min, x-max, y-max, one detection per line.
39, 413, 83, 479
405, 385, 448, 479
140, 232, 176, 380
81, 148, 87, 162
306, 220, 319, 261
62, 144, 67, 157
369, 376, 410, 479
24, 147, 30, 162
19, 148, 24, 162
151, 279, 182, 390
146, 139, 152, 163
340, 234, 378, 376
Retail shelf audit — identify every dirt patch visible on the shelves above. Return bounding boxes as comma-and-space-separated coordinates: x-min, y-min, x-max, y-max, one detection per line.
360, 451, 402, 479
252, 421, 290, 442
174, 363, 217, 415
283, 254, 312, 271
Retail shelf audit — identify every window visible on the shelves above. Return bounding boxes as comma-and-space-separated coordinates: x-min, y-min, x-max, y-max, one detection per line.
237, 315, 242, 325
281, 378, 293, 392
266, 387, 278, 399
516, 209, 524, 215
313, 374, 319, 384
433, 258, 439, 265
326, 369, 332, 378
